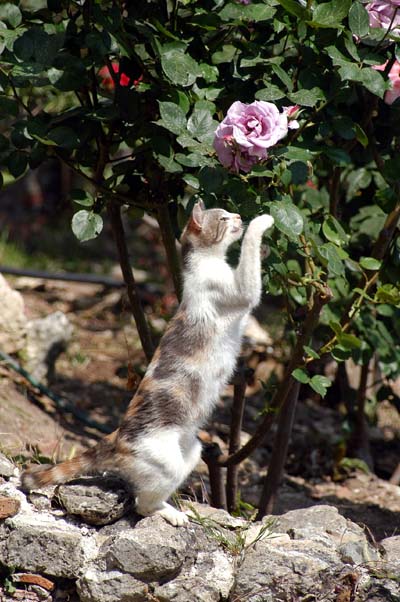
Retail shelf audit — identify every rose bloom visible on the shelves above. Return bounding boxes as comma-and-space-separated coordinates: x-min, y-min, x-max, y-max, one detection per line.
373, 60, 400, 104
213, 100, 289, 173
365, 0, 400, 34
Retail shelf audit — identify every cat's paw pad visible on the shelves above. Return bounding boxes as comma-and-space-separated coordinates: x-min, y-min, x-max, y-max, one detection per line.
157, 504, 189, 527
249, 215, 274, 234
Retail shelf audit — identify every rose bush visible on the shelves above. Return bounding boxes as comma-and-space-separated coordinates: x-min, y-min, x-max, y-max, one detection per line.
1, 0, 400, 515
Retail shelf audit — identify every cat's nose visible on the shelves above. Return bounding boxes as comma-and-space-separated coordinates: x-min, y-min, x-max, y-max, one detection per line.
233, 214, 241, 221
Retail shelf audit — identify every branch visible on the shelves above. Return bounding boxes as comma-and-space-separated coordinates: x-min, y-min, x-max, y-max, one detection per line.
202, 442, 227, 510
226, 360, 247, 513
108, 203, 155, 362
218, 285, 332, 467
256, 380, 300, 518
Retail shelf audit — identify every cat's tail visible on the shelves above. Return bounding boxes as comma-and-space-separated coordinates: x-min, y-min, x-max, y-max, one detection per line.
20, 433, 118, 491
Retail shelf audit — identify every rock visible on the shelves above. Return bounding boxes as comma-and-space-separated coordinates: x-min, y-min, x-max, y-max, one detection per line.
0, 512, 97, 578
234, 536, 342, 602
0, 452, 16, 478
0, 274, 27, 353
0, 495, 21, 519
381, 536, 400, 572
77, 569, 149, 602
153, 546, 235, 602
99, 514, 193, 580
0, 480, 399, 602
55, 476, 132, 526
24, 311, 73, 383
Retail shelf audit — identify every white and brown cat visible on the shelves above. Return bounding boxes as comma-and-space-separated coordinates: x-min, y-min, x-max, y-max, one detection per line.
21, 202, 274, 526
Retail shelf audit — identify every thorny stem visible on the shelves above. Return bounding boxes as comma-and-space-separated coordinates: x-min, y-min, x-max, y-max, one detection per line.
218, 286, 332, 468
257, 380, 301, 518
226, 361, 247, 513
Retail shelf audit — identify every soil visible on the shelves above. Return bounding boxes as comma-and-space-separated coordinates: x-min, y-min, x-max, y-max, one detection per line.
0, 275, 399, 544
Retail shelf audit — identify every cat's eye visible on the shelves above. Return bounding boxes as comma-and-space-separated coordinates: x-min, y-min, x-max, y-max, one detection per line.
219, 217, 229, 221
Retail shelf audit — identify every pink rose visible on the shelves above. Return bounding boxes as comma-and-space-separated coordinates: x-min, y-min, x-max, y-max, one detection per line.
365, 0, 400, 34
372, 60, 400, 104
213, 100, 289, 173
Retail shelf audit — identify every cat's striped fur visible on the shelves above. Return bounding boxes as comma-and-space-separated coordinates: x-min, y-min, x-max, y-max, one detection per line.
21, 202, 274, 526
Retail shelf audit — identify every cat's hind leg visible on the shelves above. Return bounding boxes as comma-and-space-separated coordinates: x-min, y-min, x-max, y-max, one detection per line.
125, 429, 200, 526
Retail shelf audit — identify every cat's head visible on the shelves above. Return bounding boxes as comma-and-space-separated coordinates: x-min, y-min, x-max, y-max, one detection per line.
181, 201, 243, 255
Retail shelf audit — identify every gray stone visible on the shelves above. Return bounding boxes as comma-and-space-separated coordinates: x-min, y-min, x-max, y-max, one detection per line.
234, 538, 341, 602
153, 547, 235, 602
272, 504, 365, 543
0, 512, 96, 578
55, 477, 132, 526
24, 311, 73, 382
0, 274, 26, 354
338, 539, 380, 565
77, 569, 149, 602
0, 452, 16, 478
100, 514, 193, 581
381, 536, 400, 570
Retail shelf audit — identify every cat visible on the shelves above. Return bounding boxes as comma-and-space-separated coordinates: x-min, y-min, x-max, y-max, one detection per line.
21, 201, 274, 526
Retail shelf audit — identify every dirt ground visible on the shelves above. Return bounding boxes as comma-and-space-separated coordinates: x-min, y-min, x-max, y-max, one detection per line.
1, 276, 399, 542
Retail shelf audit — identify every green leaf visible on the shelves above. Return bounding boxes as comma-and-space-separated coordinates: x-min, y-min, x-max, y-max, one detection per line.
312, 0, 351, 28
269, 200, 304, 240
212, 44, 237, 65
309, 375, 332, 397
348, 2, 370, 37
187, 109, 216, 143
276, 0, 311, 19
331, 345, 352, 361
322, 216, 348, 246
337, 333, 362, 349
71, 189, 94, 207
219, 2, 275, 22
319, 243, 344, 275
161, 47, 200, 87
359, 257, 382, 271
357, 67, 386, 98
158, 101, 187, 135
287, 87, 325, 107
255, 84, 286, 101
292, 368, 310, 384
303, 345, 320, 360
354, 123, 368, 148
0, 3, 22, 28
72, 210, 103, 242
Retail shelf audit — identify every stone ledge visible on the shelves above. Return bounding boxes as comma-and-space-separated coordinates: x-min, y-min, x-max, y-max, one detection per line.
0, 478, 399, 602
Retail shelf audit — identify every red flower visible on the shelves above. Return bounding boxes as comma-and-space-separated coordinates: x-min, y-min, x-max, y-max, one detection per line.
98, 62, 131, 90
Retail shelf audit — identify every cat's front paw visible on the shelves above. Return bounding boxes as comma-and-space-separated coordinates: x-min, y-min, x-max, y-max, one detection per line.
248, 214, 274, 235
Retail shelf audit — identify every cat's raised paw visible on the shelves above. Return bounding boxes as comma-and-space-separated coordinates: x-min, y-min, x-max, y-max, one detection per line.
248, 214, 274, 235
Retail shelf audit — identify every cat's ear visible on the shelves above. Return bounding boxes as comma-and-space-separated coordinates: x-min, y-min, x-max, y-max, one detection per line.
188, 201, 205, 232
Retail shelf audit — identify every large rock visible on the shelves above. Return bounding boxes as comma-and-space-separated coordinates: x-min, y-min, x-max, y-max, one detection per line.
0, 511, 97, 579
0, 273, 26, 353
25, 311, 73, 382
0, 452, 16, 478
55, 477, 132, 526
1, 481, 399, 602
